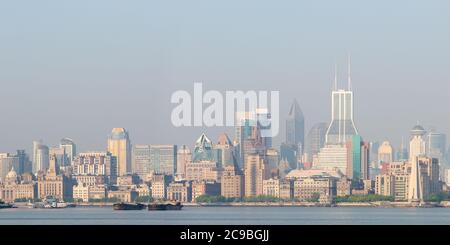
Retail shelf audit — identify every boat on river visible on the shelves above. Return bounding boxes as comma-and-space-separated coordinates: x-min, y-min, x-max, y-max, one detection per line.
113, 202, 146, 210
148, 201, 183, 211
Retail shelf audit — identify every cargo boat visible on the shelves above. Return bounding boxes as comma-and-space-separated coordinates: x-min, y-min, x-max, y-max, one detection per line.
148, 202, 183, 211
0, 201, 15, 209
113, 202, 146, 210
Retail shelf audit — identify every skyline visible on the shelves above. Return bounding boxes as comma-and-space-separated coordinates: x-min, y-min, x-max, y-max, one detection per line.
1, 1, 450, 153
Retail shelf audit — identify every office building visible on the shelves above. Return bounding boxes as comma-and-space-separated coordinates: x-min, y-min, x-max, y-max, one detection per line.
286, 99, 305, 149
378, 141, 393, 164
244, 154, 269, 197
176, 145, 191, 178
305, 122, 328, 163
221, 165, 244, 198
107, 128, 131, 176
60, 138, 76, 166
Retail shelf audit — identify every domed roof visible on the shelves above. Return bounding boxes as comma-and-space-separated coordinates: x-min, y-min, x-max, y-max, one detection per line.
411, 124, 426, 136
412, 125, 425, 131
6, 167, 18, 179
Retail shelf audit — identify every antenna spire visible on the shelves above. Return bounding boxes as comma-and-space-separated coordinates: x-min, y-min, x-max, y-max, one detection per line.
347, 54, 352, 91
334, 63, 338, 90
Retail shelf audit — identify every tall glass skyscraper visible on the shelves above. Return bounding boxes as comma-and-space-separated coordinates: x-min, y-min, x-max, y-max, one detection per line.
60, 138, 76, 166
427, 130, 447, 164
192, 133, 215, 162
286, 99, 305, 148
132, 144, 177, 177
149, 145, 177, 176
305, 122, 328, 162
325, 62, 358, 145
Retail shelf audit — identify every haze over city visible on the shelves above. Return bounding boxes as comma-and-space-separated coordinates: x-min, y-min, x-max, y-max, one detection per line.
0, 0, 449, 153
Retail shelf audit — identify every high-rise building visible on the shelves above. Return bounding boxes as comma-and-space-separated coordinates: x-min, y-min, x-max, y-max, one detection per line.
266, 148, 280, 174
60, 138, 76, 166
286, 99, 305, 149
32, 140, 43, 171
427, 130, 447, 165
149, 145, 177, 176
280, 143, 298, 170
378, 141, 393, 164
16, 150, 31, 174
409, 124, 427, 163
221, 165, 243, 198
49, 146, 68, 168
192, 133, 215, 162
346, 135, 370, 180
132, 145, 151, 179
305, 122, 328, 163
34, 144, 49, 174
72, 151, 117, 185
107, 128, 131, 176
325, 60, 358, 145
176, 145, 191, 179
396, 138, 409, 161
316, 144, 348, 174
244, 154, 269, 197
215, 133, 237, 169
235, 109, 269, 167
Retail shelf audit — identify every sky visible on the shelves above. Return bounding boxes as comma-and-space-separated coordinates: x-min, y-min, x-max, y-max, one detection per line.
0, 0, 449, 153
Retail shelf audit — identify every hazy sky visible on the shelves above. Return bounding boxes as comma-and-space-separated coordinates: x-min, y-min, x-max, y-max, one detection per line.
0, 0, 449, 153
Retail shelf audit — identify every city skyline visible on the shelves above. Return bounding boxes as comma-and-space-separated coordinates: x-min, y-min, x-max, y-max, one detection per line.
0, 1, 450, 153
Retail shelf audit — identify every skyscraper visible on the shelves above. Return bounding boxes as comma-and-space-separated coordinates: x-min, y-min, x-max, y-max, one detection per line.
60, 138, 76, 166
132, 145, 152, 179
408, 124, 427, 203
325, 60, 358, 145
107, 128, 131, 177
409, 124, 427, 162
305, 122, 328, 163
235, 109, 269, 167
427, 130, 447, 165
378, 141, 393, 164
149, 145, 177, 176
286, 99, 305, 148
244, 153, 269, 197
192, 133, 215, 162
34, 144, 49, 174
346, 135, 369, 180
176, 145, 191, 178
215, 133, 238, 168
316, 60, 359, 175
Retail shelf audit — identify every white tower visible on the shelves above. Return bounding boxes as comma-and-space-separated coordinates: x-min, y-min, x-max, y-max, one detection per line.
325, 57, 358, 145
408, 124, 426, 203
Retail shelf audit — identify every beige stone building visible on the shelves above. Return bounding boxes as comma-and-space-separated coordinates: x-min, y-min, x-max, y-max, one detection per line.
108, 189, 138, 202
191, 181, 220, 201
167, 181, 192, 202
375, 174, 395, 196
185, 161, 221, 182
293, 176, 336, 202
220, 166, 244, 198
73, 184, 107, 202
262, 178, 280, 198
244, 154, 269, 197
336, 178, 352, 197
37, 155, 72, 201
0, 168, 36, 202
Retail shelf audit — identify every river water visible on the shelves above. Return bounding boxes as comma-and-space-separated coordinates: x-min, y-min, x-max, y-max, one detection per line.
1, 206, 450, 225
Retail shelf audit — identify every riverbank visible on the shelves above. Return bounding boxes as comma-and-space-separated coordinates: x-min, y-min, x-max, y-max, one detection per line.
12, 201, 449, 208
